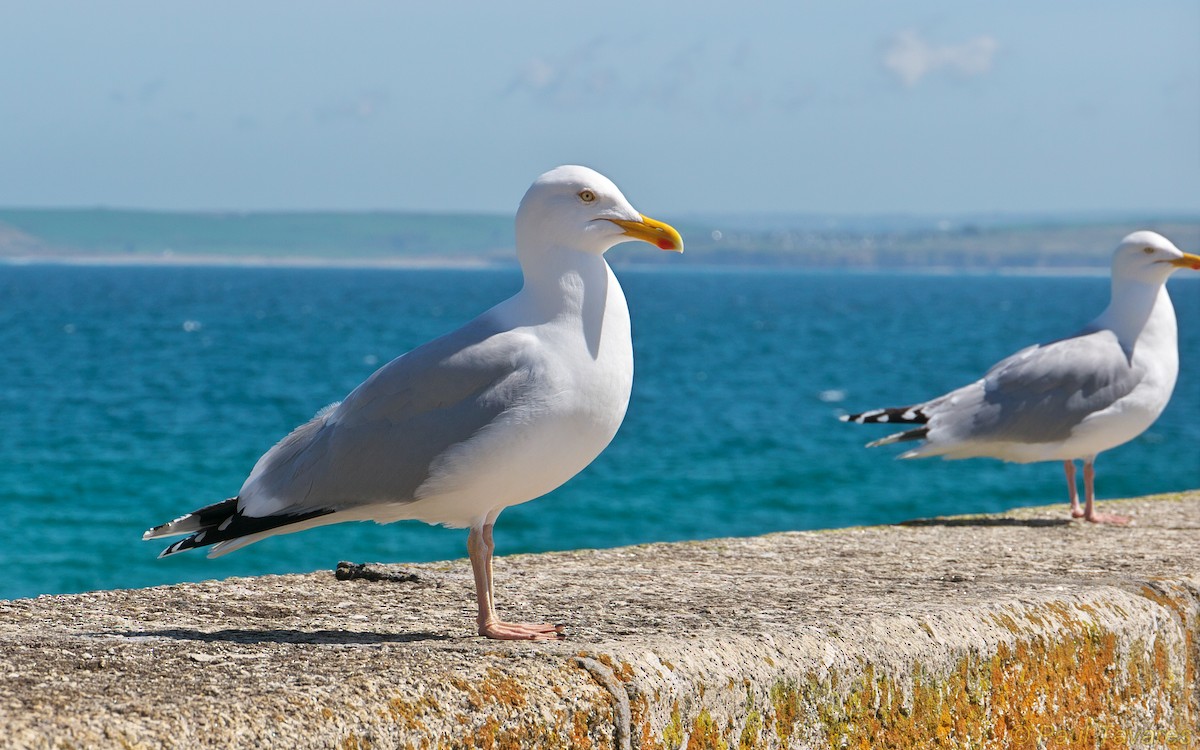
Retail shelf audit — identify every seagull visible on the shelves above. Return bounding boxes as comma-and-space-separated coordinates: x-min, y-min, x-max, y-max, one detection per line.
842, 231, 1199, 525
144, 165, 683, 640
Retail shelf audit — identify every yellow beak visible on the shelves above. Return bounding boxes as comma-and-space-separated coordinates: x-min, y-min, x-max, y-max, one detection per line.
1169, 252, 1200, 270
607, 215, 684, 253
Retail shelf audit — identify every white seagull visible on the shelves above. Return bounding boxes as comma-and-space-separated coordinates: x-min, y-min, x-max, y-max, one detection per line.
144, 165, 683, 640
843, 231, 1199, 525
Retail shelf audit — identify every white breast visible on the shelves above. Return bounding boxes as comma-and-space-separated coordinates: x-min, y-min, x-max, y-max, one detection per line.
1066, 291, 1179, 457
404, 263, 634, 528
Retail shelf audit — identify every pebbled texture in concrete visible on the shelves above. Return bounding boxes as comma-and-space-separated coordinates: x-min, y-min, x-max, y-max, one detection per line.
1, 491, 1197, 749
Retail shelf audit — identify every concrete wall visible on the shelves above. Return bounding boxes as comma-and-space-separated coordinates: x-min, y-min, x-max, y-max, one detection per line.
2, 491, 1197, 749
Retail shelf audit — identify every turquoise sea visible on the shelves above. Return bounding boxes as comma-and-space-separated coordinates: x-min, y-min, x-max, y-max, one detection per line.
1, 264, 1196, 600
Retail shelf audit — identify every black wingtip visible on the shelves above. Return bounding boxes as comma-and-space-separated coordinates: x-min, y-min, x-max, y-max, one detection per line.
843, 406, 929, 425
866, 426, 930, 448
158, 536, 198, 559
153, 502, 337, 558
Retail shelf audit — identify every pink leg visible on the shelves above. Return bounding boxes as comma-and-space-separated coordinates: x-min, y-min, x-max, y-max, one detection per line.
1080, 458, 1131, 526
1065, 461, 1083, 518
467, 524, 564, 640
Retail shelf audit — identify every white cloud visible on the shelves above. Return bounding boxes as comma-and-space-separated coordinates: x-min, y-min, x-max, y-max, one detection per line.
109, 78, 167, 106
503, 36, 832, 117
882, 30, 999, 88
312, 89, 390, 124
504, 36, 741, 113
516, 58, 556, 91
503, 37, 619, 109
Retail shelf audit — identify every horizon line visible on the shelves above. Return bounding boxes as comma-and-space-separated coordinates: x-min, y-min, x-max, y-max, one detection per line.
1, 205, 1198, 223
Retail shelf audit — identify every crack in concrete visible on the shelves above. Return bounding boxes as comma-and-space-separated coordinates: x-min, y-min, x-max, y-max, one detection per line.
573, 656, 633, 750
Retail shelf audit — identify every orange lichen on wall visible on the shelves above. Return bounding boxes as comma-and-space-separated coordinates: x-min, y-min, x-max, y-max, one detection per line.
611, 597, 1196, 750
816, 615, 1192, 749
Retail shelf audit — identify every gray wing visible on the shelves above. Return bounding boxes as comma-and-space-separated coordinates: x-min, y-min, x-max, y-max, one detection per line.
932, 327, 1138, 444
238, 310, 543, 517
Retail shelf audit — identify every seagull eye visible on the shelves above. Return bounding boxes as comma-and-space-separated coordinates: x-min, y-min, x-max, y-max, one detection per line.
1143, 247, 1154, 254
578, 189, 596, 204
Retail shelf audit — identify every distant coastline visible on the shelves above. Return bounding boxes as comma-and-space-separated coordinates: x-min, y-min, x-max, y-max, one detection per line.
0, 253, 1128, 278
2, 207, 1197, 271
0, 252, 504, 270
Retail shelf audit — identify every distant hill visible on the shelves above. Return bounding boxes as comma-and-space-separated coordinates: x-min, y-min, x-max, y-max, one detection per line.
0, 209, 514, 263
1, 208, 1197, 270
667, 216, 1200, 269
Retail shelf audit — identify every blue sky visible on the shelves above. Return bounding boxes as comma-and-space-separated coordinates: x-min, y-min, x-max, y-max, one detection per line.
1, 1, 1197, 216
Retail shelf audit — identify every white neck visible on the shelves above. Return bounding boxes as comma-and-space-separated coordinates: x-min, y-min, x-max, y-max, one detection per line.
513, 249, 620, 361
517, 248, 609, 316
1091, 276, 1176, 356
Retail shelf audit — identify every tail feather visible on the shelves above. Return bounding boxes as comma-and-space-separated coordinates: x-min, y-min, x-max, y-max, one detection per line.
144, 497, 334, 558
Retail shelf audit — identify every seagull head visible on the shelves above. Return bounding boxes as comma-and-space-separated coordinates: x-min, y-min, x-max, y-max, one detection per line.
1111, 231, 1200, 283
515, 165, 683, 262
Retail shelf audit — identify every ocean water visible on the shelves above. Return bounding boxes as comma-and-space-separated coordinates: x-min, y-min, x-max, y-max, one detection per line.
0, 264, 1196, 600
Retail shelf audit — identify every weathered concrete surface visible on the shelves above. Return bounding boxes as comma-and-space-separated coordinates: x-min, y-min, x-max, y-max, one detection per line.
2, 491, 1198, 749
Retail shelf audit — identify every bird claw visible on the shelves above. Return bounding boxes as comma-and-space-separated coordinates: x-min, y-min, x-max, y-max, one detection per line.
1079, 510, 1133, 526
479, 620, 566, 641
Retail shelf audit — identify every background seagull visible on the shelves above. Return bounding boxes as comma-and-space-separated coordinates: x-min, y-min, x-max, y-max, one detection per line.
843, 231, 1199, 525
144, 165, 683, 640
